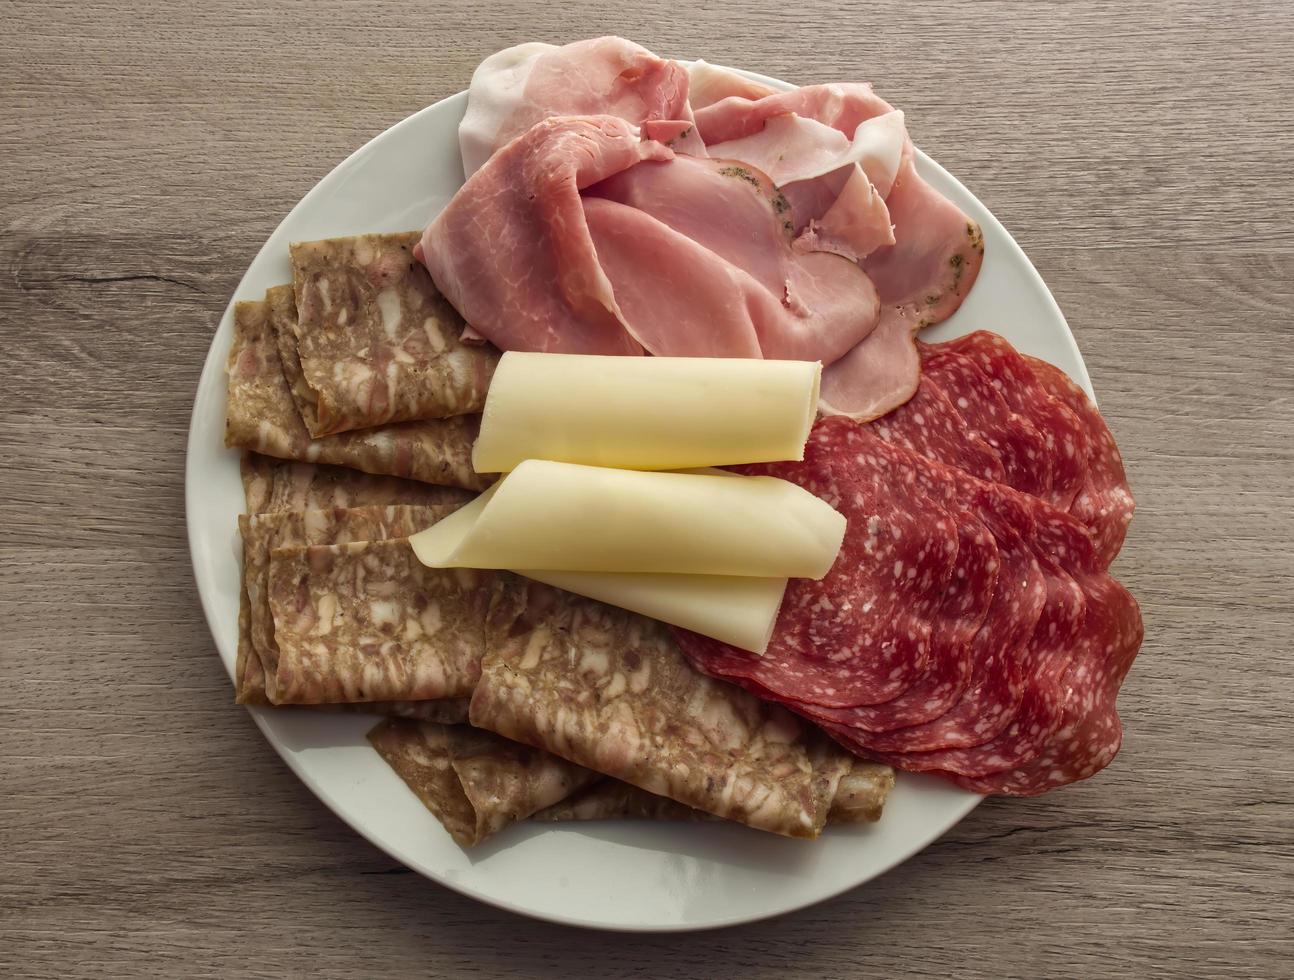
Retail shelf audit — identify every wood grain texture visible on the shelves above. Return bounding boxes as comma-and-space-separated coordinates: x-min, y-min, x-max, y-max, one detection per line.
2, 1, 1292, 976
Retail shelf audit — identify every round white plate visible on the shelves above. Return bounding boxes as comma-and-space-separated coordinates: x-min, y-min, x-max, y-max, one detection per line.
187, 65, 1091, 931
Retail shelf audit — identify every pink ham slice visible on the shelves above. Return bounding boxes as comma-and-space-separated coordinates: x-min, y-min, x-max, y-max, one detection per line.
586, 156, 880, 361
696, 84, 985, 420
686, 60, 778, 111
459, 38, 692, 177
420, 115, 670, 356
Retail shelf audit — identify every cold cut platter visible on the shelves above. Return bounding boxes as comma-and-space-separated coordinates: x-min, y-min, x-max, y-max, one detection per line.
187, 39, 1142, 931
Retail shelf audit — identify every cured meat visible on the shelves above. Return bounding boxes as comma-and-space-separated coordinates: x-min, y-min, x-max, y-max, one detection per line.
585, 156, 879, 360
239, 504, 461, 703
422, 115, 668, 357
267, 538, 494, 704
920, 342, 1053, 498
801, 422, 1048, 752
695, 83, 984, 420
279, 233, 498, 436
686, 60, 777, 111
238, 453, 474, 516
532, 759, 894, 824
533, 779, 711, 823
224, 299, 487, 490
675, 430, 959, 708
459, 38, 692, 178
868, 376, 1004, 483
1025, 354, 1136, 566
367, 720, 599, 847
470, 578, 860, 838
943, 332, 1089, 510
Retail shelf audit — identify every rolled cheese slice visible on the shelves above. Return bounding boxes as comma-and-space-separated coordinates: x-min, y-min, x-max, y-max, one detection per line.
521, 570, 787, 654
409, 460, 846, 579
471, 352, 821, 473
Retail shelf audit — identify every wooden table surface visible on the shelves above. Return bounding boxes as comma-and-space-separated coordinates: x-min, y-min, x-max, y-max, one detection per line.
4, 1, 1292, 977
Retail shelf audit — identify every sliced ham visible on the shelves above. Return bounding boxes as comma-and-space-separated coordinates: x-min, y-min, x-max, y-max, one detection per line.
696, 84, 985, 419
420, 115, 671, 356
587, 155, 880, 361
459, 37, 692, 178
686, 59, 778, 111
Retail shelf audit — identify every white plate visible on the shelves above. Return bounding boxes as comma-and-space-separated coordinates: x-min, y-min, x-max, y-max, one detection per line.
186, 65, 1092, 932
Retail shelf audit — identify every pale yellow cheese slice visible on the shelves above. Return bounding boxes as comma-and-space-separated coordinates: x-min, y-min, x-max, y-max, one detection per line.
471, 353, 821, 473
408, 461, 846, 580
520, 570, 788, 654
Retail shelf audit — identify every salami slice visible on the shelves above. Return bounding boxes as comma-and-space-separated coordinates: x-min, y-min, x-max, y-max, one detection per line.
920, 343, 1053, 499
800, 514, 998, 731
1025, 354, 1136, 566
675, 429, 959, 708
224, 299, 488, 490
821, 434, 1049, 754
943, 331, 1089, 511
869, 375, 1004, 483
947, 574, 1142, 795
286, 233, 499, 437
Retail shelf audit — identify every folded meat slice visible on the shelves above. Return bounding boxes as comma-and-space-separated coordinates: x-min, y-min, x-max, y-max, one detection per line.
238, 454, 474, 516
421, 115, 671, 357
285, 233, 498, 436
707, 110, 905, 262
469, 577, 860, 839
696, 83, 985, 420
368, 720, 600, 847
266, 539, 494, 705
686, 60, 778, 111
459, 37, 692, 177
224, 299, 486, 490
586, 155, 879, 361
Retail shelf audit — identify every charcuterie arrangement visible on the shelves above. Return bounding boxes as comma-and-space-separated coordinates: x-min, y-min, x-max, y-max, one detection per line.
221, 37, 1141, 847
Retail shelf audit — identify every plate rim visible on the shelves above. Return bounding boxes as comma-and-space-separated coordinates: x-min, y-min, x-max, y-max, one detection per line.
186, 62, 1086, 931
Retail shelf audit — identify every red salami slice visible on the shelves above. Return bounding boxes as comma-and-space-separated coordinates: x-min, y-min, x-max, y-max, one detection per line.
811, 423, 1048, 751
675, 430, 959, 708
947, 573, 1142, 795
943, 332, 1090, 511
869, 376, 1005, 483
920, 343, 1053, 499
1025, 354, 1135, 566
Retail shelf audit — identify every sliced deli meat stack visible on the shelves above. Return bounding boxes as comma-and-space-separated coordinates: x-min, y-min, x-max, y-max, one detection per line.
224, 299, 486, 490
266, 538, 494, 705
239, 454, 474, 516
675, 375, 1142, 795
238, 504, 463, 704
284, 232, 499, 436
367, 720, 600, 847
421, 115, 667, 356
469, 578, 882, 838
459, 37, 692, 178
1025, 353, 1136, 566
675, 433, 961, 708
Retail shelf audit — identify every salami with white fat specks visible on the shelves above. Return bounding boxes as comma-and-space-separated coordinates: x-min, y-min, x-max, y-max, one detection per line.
920, 342, 1053, 499
794, 444, 1000, 731
942, 332, 1089, 510
1025, 353, 1136, 567
674, 428, 959, 708
805, 422, 1048, 752
869, 376, 1005, 484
